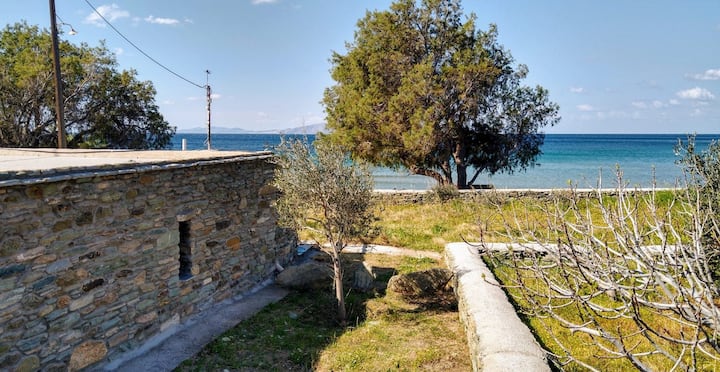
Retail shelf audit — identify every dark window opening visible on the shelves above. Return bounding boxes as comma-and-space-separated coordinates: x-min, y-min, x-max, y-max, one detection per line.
179, 221, 193, 280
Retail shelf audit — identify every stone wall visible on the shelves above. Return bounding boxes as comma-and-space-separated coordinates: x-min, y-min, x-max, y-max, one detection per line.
0, 154, 296, 371
373, 188, 629, 205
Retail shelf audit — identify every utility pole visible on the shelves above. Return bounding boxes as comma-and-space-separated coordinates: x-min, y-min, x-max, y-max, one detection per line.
49, 0, 67, 148
205, 70, 212, 150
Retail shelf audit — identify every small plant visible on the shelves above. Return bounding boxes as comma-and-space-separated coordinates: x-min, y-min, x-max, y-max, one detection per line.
431, 183, 460, 202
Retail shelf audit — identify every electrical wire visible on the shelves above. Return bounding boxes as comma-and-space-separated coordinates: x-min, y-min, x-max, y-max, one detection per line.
83, 0, 205, 89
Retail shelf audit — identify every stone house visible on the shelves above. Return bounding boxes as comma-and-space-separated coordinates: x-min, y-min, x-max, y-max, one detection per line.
0, 149, 296, 371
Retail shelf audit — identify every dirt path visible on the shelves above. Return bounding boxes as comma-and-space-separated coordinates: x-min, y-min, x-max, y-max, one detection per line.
342, 243, 444, 260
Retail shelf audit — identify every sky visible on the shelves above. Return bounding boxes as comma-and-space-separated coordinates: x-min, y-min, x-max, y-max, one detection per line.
1, 0, 719, 133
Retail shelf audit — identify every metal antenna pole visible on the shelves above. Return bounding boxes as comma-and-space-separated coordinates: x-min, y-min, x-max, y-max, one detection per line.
205, 70, 212, 150
49, 0, 67, 148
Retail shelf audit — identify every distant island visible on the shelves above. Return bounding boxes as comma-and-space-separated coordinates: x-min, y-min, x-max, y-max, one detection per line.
177, 123, 327, 135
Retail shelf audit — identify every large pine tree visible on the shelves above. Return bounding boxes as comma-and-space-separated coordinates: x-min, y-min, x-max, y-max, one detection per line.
322, 0, 560, 188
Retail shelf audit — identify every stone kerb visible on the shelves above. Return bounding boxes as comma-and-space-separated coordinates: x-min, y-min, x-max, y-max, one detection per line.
445, 242, 550, 372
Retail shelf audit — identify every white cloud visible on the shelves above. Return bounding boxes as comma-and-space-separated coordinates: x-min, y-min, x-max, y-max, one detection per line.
669, 99, 680, 105
576, 104, 594, 112
257, 112, 268, 118
595, 110, 630, 120
689, 68, 720, 81
162, 100, 175, 105
676, 87, 715, 100
114, 47, 124, 56
638, 80, 660, 90
145, 15, 180, 25
252, 0, 278, 4
84, 4, 130, 27
210, 93, 222, 100
652, 100, 666, 109
570, 87, 584, 93
633, 100, 667, 109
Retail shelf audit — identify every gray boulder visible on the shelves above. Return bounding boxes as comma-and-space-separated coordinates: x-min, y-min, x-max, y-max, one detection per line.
276, 260, 332, 290
353, 261, 376, 291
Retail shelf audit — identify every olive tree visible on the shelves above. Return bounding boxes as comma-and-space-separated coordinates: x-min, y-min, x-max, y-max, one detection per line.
272, 138, 374, 323
483, 172, 720, 371
322, 0, 559, 188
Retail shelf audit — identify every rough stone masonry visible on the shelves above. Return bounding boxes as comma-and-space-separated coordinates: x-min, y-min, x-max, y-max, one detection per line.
0, 151, 296, 371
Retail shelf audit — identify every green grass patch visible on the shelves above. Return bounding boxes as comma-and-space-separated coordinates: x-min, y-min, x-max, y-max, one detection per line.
177, 253, 469, 371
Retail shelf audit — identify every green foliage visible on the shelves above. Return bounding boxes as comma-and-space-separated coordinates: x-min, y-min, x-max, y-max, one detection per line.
322, 0, 560, 188
676, 136, 720, 286
0, 22, 174, 148
272, 138, 375, 245
272, 138, 375, 322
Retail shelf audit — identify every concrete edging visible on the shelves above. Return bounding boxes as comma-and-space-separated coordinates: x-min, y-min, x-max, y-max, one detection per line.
445, 242, 550, 371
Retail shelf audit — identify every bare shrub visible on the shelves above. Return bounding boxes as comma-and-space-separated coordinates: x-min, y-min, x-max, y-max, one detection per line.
483, 171, 720, 371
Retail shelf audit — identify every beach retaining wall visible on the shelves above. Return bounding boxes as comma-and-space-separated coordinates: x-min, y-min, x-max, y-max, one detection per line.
0, 154, 295, 371
373, 188, 596, 205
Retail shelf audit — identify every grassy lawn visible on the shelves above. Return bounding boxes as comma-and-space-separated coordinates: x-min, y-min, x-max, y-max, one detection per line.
179, 190, 718, 371
176, 253, 470, 371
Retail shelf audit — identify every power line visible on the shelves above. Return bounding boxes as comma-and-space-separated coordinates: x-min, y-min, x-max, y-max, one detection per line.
83, 0, 205, 89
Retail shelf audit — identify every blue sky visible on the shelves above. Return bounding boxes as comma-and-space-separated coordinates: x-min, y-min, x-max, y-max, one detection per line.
2, 0, 719, 133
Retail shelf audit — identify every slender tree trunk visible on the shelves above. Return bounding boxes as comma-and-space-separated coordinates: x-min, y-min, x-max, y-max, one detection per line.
456, 163, 468, 189
332, 242, 347, 324
454, 143, 468, 189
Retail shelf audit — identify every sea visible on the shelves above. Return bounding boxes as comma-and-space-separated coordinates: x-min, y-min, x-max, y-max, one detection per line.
170, 133, 720, 190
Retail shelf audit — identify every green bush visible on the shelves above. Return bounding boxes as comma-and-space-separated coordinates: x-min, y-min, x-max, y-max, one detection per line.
676, 135, 720, 288
430, 184, 460, 202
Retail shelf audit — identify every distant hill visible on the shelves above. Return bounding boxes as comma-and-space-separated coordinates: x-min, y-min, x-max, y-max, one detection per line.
177, 123, 326, 135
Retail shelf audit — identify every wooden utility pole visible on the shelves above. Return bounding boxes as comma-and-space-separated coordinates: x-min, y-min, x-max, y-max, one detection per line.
205, 70, 212, 150
49, 0, 67, 148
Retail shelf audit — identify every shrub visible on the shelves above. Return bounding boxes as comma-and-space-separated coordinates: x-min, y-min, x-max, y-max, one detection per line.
485, 169, 720, 370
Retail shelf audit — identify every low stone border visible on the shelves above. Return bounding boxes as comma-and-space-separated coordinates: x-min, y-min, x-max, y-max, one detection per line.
445, 242, 550, 371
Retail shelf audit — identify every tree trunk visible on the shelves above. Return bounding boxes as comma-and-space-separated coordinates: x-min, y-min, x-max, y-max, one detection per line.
454, 143, 468, 189
456, 163, 468, 189
332, 242, 347, 324
409, 165, 451, 186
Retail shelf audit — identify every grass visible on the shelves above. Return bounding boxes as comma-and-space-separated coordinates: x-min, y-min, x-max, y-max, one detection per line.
178, 189, 715, 371
371, 198, 489, 251
176, 254, 470, 371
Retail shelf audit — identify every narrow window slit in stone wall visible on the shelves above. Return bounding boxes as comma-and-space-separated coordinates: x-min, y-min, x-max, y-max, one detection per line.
178, 220, 193, 280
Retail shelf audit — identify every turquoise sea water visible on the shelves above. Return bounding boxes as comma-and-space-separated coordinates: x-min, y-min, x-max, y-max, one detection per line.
171, 133, 720, 190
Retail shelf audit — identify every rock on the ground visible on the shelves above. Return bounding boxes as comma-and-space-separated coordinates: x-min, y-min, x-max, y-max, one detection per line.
387, 268, 455, 307
276, 261, 333, 290
353, 261, 376, 291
